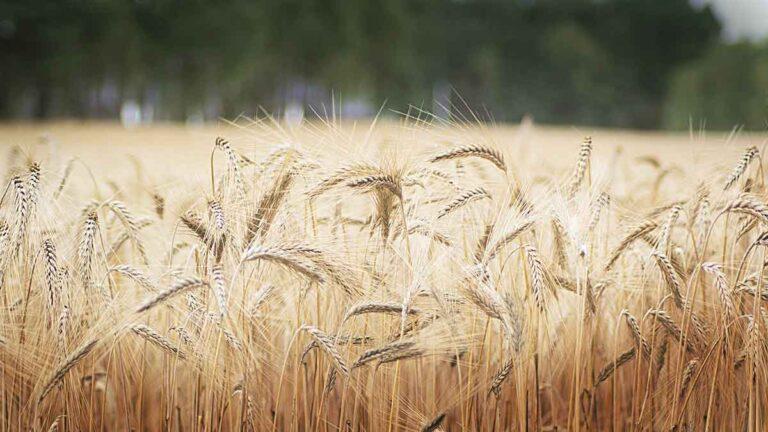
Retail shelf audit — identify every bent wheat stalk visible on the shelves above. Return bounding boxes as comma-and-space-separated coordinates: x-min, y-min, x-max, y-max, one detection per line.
39, 339, 98, 403
429, 145, 507, 173
136, 277, 207, 314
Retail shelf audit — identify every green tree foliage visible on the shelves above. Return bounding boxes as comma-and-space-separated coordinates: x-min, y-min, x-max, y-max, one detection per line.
664, 42, 768, 130
0, 0, 728, 128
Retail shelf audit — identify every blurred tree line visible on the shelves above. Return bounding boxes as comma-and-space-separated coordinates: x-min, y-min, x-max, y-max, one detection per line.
664, 42, 768, 130
0, 0, 764, 129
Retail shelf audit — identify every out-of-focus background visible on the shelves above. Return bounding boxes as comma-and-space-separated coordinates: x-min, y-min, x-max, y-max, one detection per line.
0, 0, 766, 130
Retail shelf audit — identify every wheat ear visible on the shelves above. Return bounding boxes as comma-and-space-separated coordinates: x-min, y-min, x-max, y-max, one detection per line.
299, 325, 349, 376
595, 346, 636, 386
38, 339, 98, 403
420, 412, 447, 432
131, 324, 187, 360
429, 145, 506, 172
724, 145, 759, 190
342, 302, 419, 323
621, 309, 651, 358
605, 220, 657, 270
437, 187, 491, 219
136, 277, 207, 314
568, 136, 592, 198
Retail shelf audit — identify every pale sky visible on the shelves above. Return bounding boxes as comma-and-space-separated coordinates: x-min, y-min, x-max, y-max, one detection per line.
695, 0, 768, 41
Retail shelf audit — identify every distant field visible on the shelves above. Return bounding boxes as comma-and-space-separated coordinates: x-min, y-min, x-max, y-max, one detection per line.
1, 120, 763, 178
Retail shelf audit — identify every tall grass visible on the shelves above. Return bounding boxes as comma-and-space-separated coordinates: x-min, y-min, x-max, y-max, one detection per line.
0, 120, 766, 431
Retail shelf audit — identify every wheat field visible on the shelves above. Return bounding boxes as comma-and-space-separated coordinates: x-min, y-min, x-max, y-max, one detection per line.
1, 118, 767, 431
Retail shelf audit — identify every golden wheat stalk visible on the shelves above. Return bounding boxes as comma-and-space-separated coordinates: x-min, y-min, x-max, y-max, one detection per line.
38, 339, 98, 403
11, 175, 29, 252
299, 325, 350, 376
375, 346, 425, 367
722, 196, 768, 224
595, 346, 636, 386
621, 309, 651, 358
309, 163, 381, 198
77, 211, 98, 289
429, 145, 507, 173
396, 219, 453, 247
301, 335, 373, 364
420, 412, 447, 432
657, 204, 682, 251
54, 158, 75, 199
551, 217, 570, 270
42, 239, 59, 315
647, 309, 696, 352
524, 245, 549, 311
248, 284, 277, 316
241, 244, 325, 283
587, 191, 610, 232
352, 340, 417, 369
651, 251, 684, 309
131, 324, 187, 360
342, 302, 419, 323
483, 220, 535, 263
679, 358, 699, 398
701, 262, 735, 321
106, 200, 148, 263
110, 264, 157, 292
210, 264, 228, 317
345, 174, 403, 198
136, 276, 207, 314
458, 270, 514, 338
437, 187, 491, 219
207, 198, 226, 233
567, 136, 592, 198
724, 145, 759, 190
57, 305, 70, 352
605, 220, 657, 270
214, 137, 246, 196
489, 358, 514, 396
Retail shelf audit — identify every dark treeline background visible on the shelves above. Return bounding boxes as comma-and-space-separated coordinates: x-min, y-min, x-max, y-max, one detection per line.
1, 0, 766, 129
